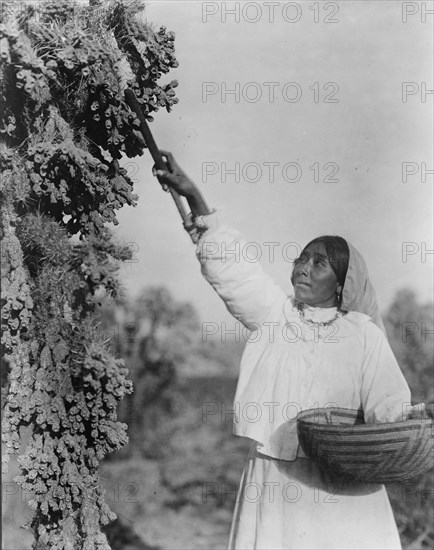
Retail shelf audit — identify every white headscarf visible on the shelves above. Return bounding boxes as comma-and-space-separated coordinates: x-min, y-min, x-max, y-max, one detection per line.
341, 241, 386, 334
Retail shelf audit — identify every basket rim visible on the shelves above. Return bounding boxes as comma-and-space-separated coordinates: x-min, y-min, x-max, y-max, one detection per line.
296, 407, 434, 431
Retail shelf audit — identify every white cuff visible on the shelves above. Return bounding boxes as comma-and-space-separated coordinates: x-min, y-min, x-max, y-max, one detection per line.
187, 209, 219, 243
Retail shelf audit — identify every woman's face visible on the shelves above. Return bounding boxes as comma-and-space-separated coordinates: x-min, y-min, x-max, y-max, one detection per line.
291, 241, 342, 307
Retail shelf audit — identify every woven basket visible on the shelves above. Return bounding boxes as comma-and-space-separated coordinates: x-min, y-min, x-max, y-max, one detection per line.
297, 408, 434, 483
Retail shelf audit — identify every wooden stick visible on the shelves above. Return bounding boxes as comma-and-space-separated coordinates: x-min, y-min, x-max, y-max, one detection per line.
124, 89, 195, 236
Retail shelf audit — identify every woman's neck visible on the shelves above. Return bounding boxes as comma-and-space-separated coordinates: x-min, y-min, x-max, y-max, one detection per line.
303, 303, 337, 311
296, 301, 341, 324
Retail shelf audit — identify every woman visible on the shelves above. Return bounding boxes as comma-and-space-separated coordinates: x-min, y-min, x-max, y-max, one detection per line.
154, 152, 414, 550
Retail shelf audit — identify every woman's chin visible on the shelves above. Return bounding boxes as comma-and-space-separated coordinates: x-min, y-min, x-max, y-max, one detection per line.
294, 289, 312, 304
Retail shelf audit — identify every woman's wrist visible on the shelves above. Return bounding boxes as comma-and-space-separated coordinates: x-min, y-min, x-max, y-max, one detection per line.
186, 188, 212, 217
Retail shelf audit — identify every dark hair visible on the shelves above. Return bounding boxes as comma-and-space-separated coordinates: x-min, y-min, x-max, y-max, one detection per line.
302, 236, 350, 285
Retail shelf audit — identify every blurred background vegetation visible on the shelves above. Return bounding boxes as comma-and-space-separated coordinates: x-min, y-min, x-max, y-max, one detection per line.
3, 286, 433, 549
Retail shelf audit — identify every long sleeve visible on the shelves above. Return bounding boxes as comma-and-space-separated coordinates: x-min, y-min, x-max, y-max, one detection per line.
360, 321, 412, 423
195, 211, 286, 330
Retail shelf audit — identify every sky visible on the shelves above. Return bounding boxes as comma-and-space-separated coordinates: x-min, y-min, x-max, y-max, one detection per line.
113, 0, 433, 325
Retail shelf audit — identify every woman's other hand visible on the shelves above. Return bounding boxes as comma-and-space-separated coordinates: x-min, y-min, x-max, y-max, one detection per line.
405, 402, 434, 420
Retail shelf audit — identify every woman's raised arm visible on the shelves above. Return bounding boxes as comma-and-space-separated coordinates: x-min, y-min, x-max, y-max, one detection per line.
154, 152, 287, 330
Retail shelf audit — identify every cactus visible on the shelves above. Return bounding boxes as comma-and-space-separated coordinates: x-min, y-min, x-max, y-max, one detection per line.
0, 2, 178, 548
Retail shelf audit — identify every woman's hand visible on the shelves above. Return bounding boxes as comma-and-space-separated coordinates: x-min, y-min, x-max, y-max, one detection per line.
405, 402, 434, 420
153, 150, 211, 217
153, 151, 198, 198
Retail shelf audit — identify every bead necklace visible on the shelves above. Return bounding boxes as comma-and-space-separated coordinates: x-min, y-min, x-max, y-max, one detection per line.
297, 303, 342, 328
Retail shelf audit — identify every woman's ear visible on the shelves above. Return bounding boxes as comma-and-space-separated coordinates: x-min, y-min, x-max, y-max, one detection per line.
337, 284, 343, 294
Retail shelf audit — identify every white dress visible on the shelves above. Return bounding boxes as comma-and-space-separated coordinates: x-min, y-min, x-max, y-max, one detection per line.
195, 212, 411, 550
